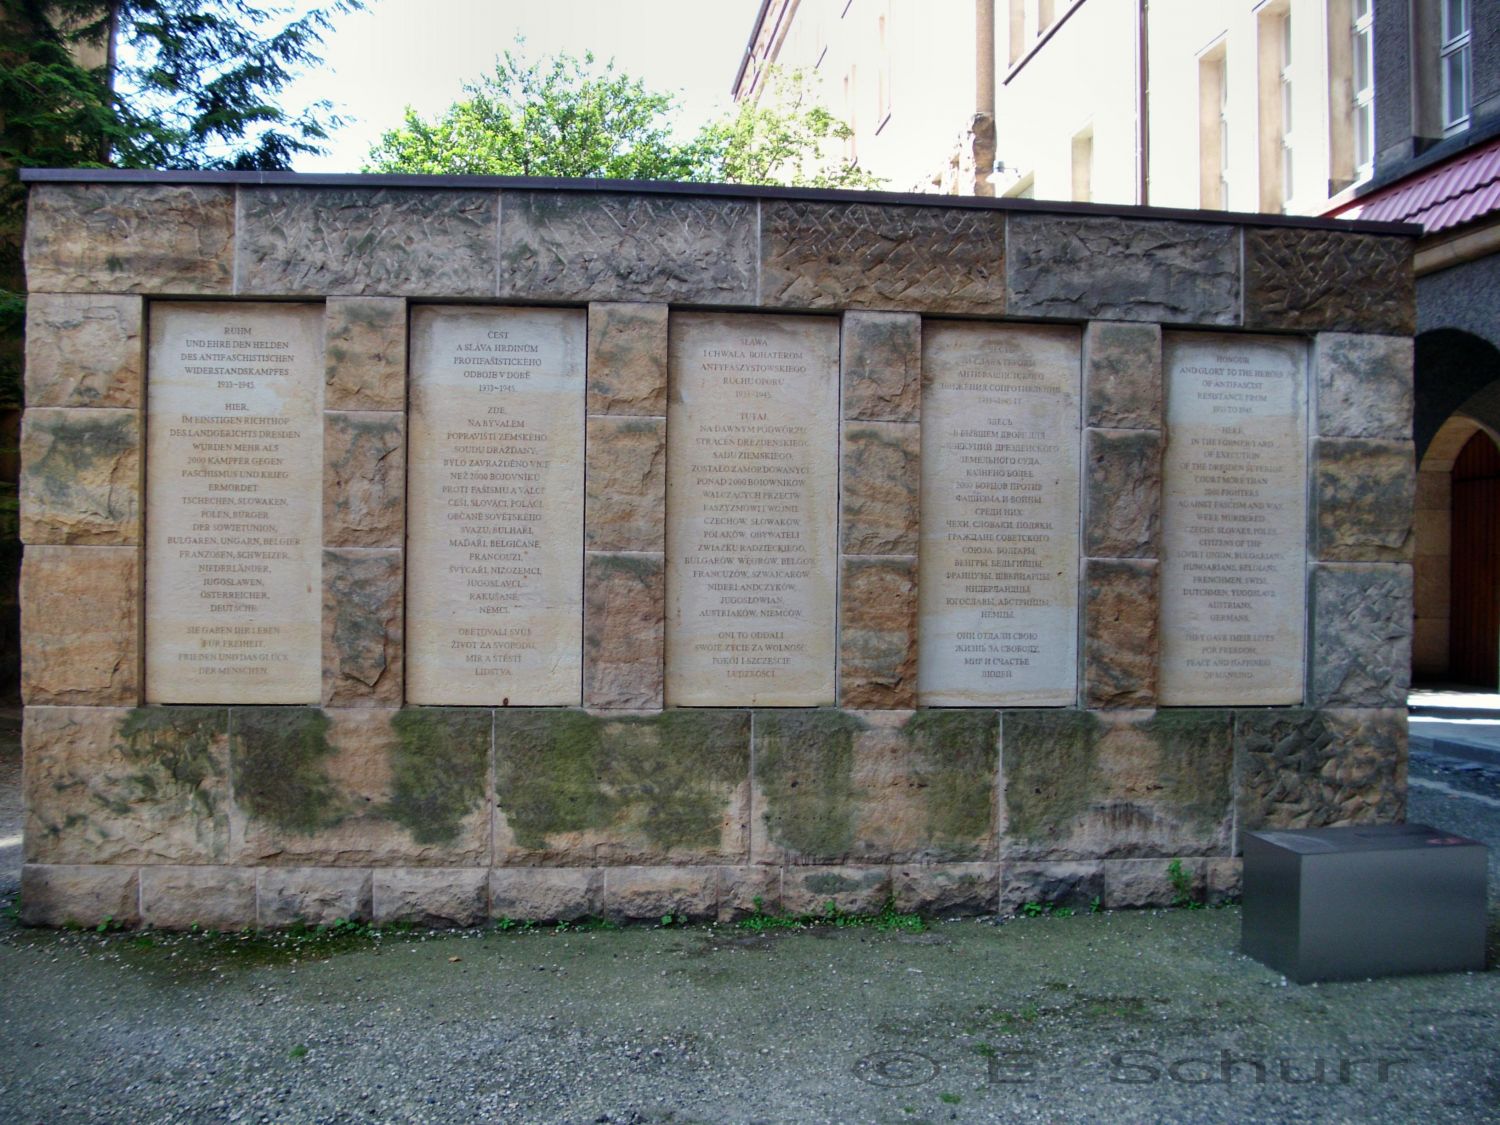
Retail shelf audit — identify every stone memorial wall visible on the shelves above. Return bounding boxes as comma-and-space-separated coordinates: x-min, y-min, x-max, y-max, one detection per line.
17, 172, 1417, 927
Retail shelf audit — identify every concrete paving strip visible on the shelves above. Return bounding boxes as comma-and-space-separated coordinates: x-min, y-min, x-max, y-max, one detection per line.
1408, 775, 1500, 809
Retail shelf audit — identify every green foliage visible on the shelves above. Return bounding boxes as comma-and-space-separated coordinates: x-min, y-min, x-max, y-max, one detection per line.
736, 894, 925, 934
367, 44, 882, 190
1167, 859, 1204, 910
368, 44, 709, 179
698, 65, 883, 189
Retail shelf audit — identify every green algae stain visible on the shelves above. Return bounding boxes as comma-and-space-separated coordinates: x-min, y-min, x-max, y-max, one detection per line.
494, 710, 749, 853
755, 710, 865, 859
905, 709, 998, 856
118, 707, 227, 818
386, 709, 490, 845
231, 708, 339, 835
1148, 709, 1233, 830
1002, 710, 1099, 842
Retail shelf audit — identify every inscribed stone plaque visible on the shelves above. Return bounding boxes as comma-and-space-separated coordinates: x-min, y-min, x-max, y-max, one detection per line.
407, 307, 585, 704
918, 322, 1082, 706
1161, 333, 1307, 705
146, 302, 323, 703
666, 313, 839, 706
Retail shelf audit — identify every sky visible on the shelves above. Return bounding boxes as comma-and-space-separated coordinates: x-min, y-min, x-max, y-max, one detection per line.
284, 0, 765, 172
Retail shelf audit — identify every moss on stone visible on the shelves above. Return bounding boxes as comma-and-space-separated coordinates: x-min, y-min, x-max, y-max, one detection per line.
494, 709, 748, 853
231, 708, 339, 835
28, 412, 135, 508
386, 709, 490, 844
589, 553, 660, 583
755, 710, 865, 859
905, 709, 998, 856
1148, 710, 1233, 830
1003, 710, 1099, 842
117, 707, 226, 817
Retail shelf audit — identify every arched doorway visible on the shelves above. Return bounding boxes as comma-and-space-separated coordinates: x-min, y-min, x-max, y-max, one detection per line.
1449, 430, 1500, 686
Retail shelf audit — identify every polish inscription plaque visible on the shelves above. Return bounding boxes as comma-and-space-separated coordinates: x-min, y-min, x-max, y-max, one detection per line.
918, 322, 1081, 706
407, 307, 585, 705
665, 313, 839, 706
146, 302, 324, 703
1160, 333, 1307, 705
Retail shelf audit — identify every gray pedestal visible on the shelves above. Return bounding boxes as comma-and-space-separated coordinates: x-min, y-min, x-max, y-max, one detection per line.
1241, 823, 1488, 983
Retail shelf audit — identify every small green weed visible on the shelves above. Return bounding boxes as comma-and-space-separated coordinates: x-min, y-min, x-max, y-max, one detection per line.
735, 895, 925, 934
288, 1044, 308, 1060
939, 1092, 961, 1105
1167, 859, 1204, 910
1089, 895, 1103, 914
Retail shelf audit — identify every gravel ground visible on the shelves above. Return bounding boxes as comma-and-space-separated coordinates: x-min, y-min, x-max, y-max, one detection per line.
0, 727, 1495, 1124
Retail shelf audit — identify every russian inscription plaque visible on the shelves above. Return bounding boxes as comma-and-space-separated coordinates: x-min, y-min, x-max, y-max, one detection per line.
665, 313, 839, 706
918, 322, 1081, 705
146, 302, 324, 703
407, 306, 585, 705
1161, 333, 1307, 704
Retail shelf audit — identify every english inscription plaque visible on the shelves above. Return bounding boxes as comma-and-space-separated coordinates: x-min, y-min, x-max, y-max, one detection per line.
665, 313, 839, 706
1161, 333, 1307, 704
407, 307, 586, 705
145, 302, 324, 703
918, 322, 1081, 706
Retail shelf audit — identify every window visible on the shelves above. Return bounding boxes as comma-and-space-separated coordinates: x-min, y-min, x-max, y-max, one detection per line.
876, 5, 892, 131
1352, 0, 1374, 179
1071, 126, 1093, 202
1257, 3, 1293, 212
1280, 11, 1294, 205
1441, 0, 1471, 132
1199, 48, 1228, 209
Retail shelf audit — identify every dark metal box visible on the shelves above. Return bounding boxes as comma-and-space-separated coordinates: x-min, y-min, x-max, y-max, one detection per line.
1241, 823, 1488, 983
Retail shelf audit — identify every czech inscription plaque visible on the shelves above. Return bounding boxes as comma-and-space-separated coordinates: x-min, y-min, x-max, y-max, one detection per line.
918, 322, 1081, 706
1161, 333, 1307, 704
407, 307, 586, 705
146, 302, 324, 703
665, 313, 839, 706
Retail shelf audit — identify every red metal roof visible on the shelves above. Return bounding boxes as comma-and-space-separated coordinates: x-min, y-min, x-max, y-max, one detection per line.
1332, 136, 1500, 234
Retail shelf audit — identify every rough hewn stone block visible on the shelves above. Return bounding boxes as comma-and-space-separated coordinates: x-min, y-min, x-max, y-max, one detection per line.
781, 865, 891, 916
494, 710, 749, 864
1084, 321, 1161, 429
1083, 559, 1158, 709
1206, 857, 1242, 904
20, 864, 139, 928
1315, 333, 1413, 440
762, 201, 1005, 313
1314, 438, 1415, 561
231, 708, 490, 867
139, 865, 257, 929
489, 868, 603, 922
325, 297, 407, 412
1104, 857, 1205, 909
842, 422, 919, 556
587, 303, 668, 416
891, 863, 999, 915
717, 865, 782, 922
1084, 428, 1160, 558
24, 294, 143, 408
25, 183, 234, 293
842, 311, 921, 422
753, 710, 997, 864
1007, 215, 1238, 324
997, 861, 1103, 916
21, 546, 139, 705
600, 866, 719, 922
1001, 709, 1233, 860
24, 706, 228, 865
324, 412, 405, 548
583, 553, 665, 710
373, 868, 489, 927
840, 556, 917, 710
238, 188, 497, 296
499, 192, 757, 303
257, 867, 373, 927
1244, 228, 1414, 335
21, 408, 139, 544
1233, 708, 1407, 839
322, 550, 403, 707
1310, 564, 1412, 707
585, 417, 665, 553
